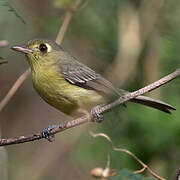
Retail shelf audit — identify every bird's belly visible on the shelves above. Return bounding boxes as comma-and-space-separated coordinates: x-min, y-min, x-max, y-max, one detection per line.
38, 90, 78, 115
32, 74, 104, 115
33, 80, 78, 114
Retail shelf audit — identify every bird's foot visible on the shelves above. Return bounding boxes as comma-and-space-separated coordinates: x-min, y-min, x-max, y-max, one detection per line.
42, 125, 60, 142
90, 104, 104, 123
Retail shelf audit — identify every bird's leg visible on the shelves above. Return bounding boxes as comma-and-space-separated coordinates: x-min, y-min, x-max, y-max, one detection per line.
90, 104, 105, 123
42, 124, 62, 142
75, 106, 104, 123
75, 108, 91, 118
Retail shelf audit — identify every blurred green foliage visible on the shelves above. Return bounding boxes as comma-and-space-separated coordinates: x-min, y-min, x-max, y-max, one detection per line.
0, 0, 26, 24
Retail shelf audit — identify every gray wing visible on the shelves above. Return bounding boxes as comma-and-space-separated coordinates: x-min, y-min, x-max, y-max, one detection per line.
59, 55, 119, 97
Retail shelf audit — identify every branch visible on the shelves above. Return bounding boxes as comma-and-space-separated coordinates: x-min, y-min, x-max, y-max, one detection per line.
0, 0, 81, 112
0, 69, 30, 111
90, 132, 166, 180
55, 0, 82, 45
100, 68, 180, 114
0, 69, 179, 146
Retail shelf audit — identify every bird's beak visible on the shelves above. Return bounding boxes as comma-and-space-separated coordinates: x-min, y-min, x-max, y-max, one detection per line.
11, 45, 33, 54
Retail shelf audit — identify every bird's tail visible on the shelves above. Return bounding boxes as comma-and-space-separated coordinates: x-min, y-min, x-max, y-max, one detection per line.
130, 95, 176, 114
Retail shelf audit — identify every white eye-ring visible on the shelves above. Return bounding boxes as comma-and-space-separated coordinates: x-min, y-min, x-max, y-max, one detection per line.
39, 43, 52, 53
45, 43, 52, 53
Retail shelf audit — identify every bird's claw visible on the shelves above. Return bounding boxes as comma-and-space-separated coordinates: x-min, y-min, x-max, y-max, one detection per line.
42, 125, 59, 142
91, 105, 104, 123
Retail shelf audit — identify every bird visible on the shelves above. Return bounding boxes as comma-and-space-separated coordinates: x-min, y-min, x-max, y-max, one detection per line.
11, 39, 176, 122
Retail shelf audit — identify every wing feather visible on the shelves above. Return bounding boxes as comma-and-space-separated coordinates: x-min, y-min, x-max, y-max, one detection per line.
59, 55, 119, 97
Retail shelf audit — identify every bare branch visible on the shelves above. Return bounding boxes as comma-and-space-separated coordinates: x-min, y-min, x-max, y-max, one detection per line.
0, 69, 30, 111
56, 0, 82, 45
100, 68, 180, 113
0, 69, 179, 146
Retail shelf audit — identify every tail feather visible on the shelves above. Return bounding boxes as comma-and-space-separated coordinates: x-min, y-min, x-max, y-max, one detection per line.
130, 95, 176, 114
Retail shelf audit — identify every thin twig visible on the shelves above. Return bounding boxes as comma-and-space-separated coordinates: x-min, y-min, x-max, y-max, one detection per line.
0, 0, 82, 112
0, 69, 179, 146
90, 131, 166, 180
0, 69, 30, 111
56, 0, 82, 45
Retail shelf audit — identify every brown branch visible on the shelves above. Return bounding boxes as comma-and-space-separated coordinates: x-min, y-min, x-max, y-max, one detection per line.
55, 0, 82, 45
0, 0, 82, 112
0, 69, 30, 111
0, 69, 179, 146
98, 68, 180, 113
90, 132, 166, 180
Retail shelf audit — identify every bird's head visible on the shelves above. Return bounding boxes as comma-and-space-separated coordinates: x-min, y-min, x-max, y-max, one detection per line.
11, 39, 63, 71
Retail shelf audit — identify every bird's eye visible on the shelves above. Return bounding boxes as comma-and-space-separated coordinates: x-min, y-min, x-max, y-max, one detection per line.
39, 43, 48, 53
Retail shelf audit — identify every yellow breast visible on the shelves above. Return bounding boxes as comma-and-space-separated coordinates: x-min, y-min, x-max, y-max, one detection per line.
31, 66, 104, 115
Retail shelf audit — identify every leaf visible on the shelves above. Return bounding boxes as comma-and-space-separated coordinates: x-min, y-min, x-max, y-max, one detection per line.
110, 169, 154, 180
0, 0, 26, 24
